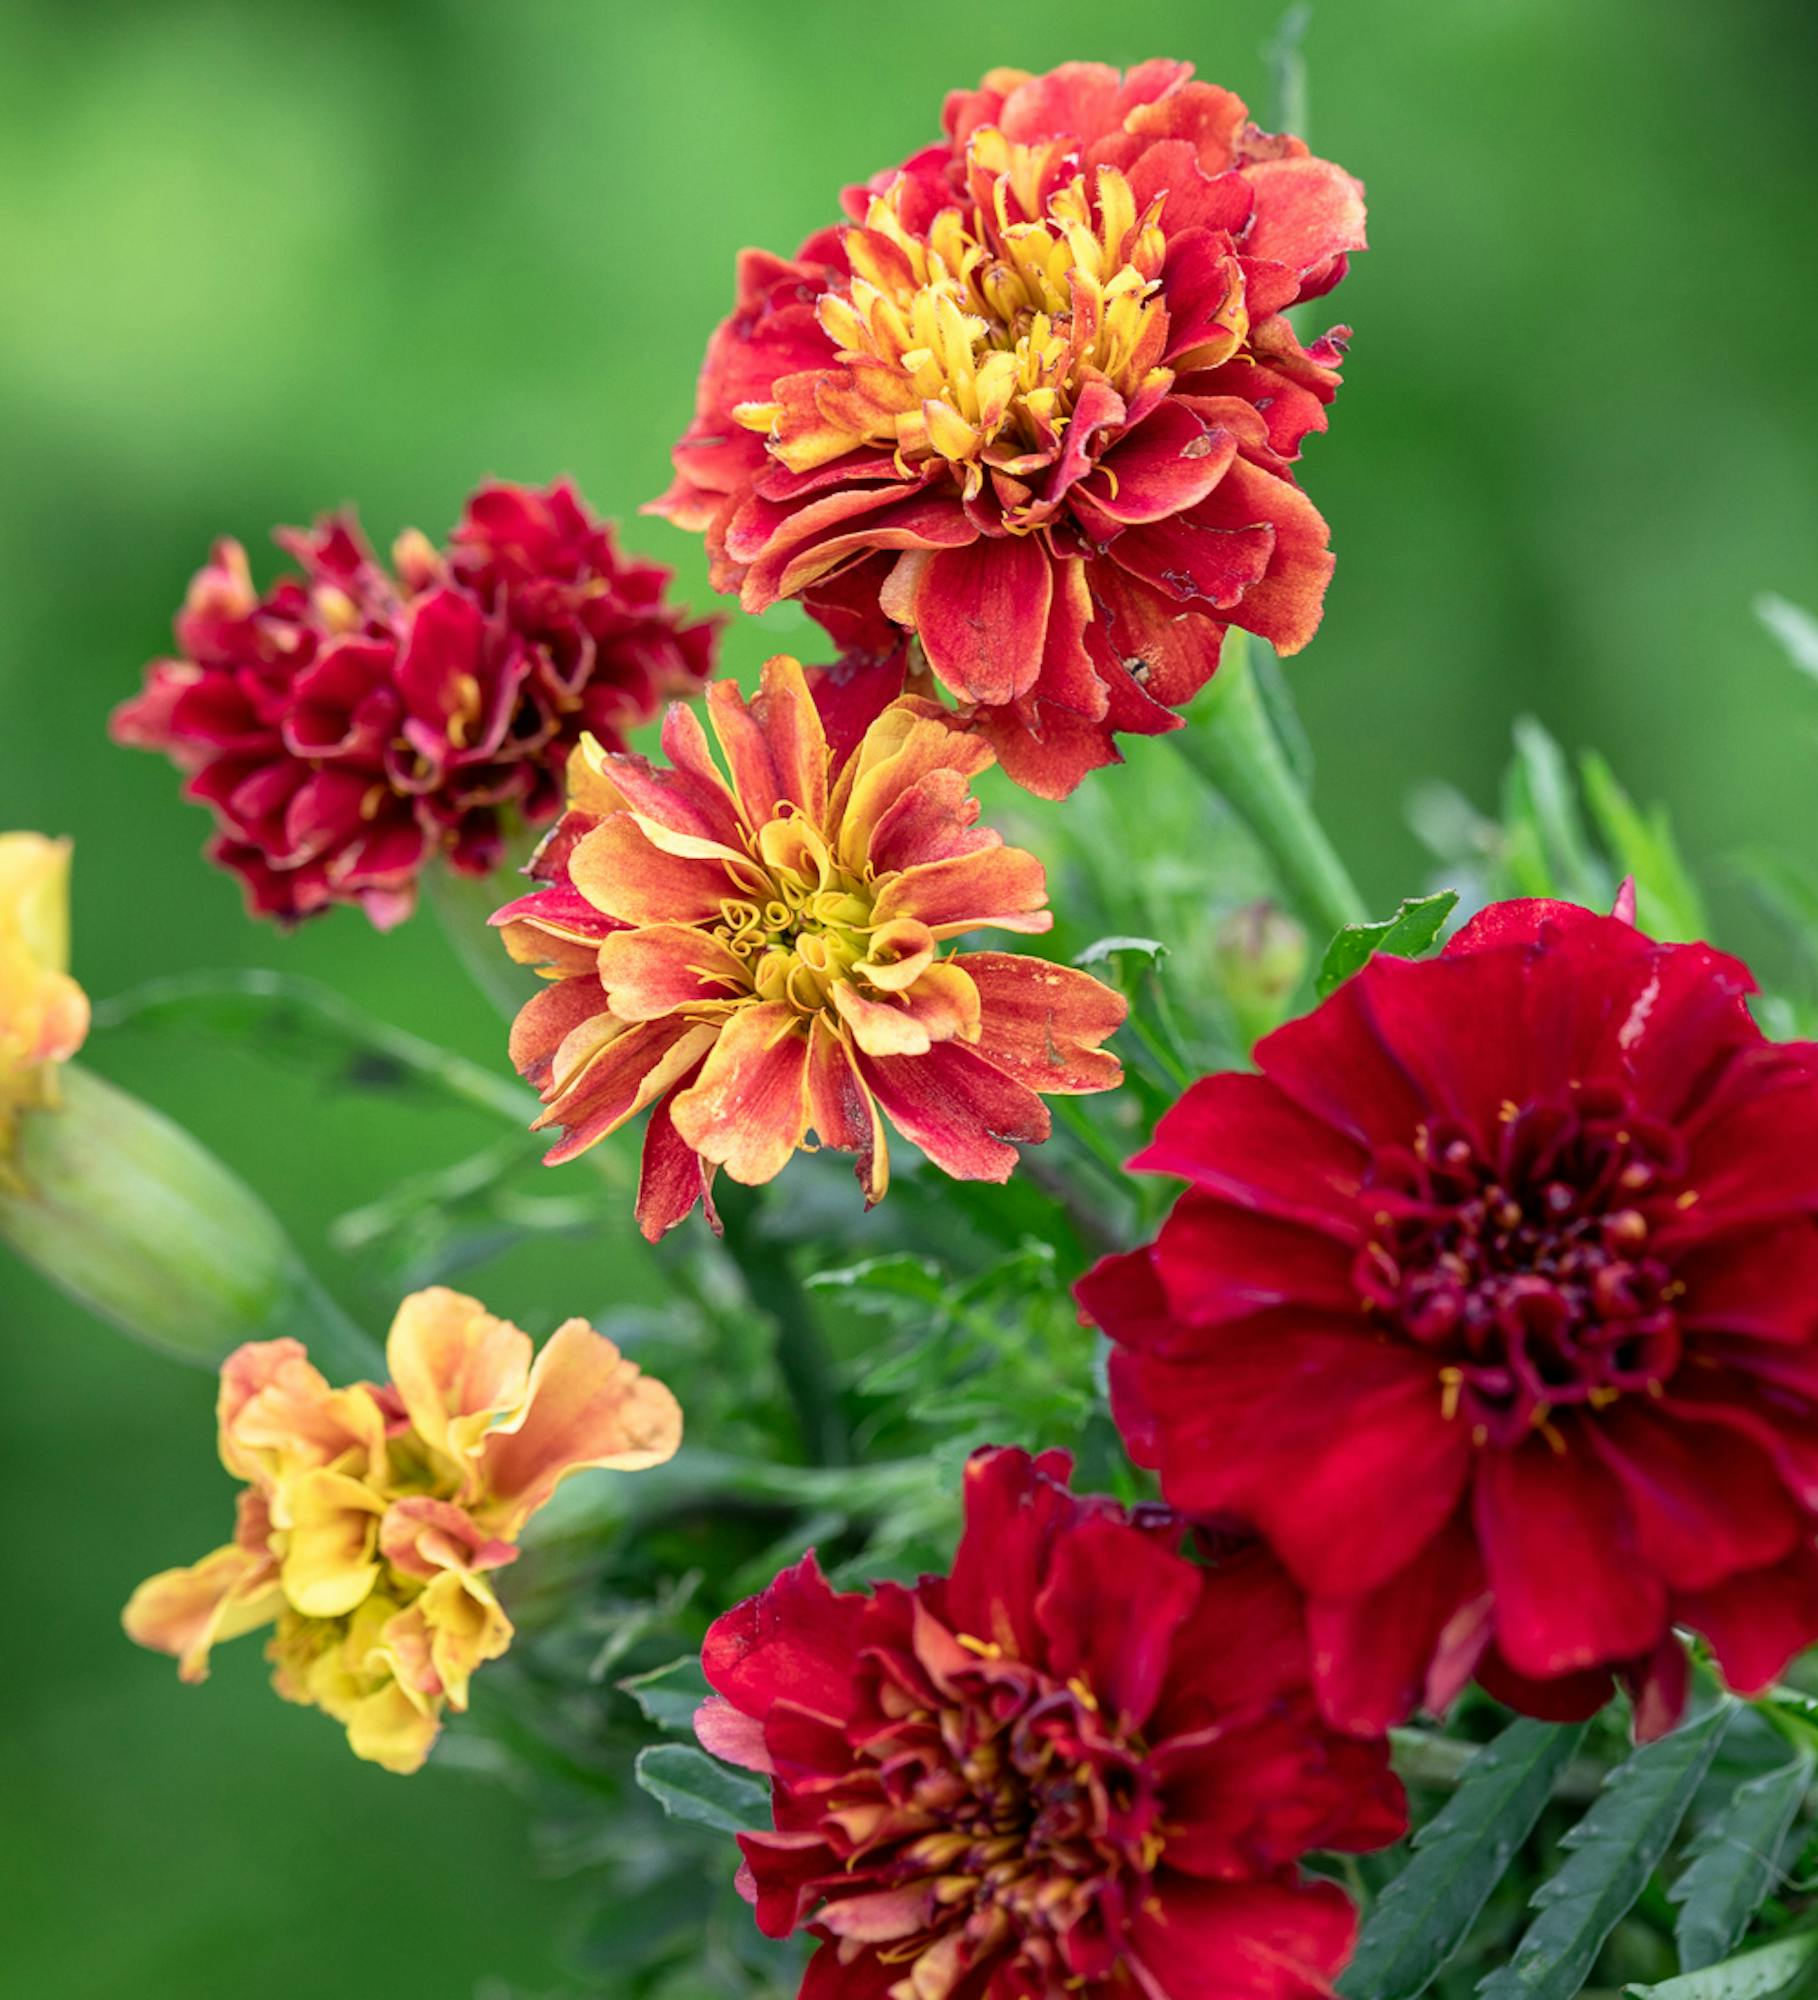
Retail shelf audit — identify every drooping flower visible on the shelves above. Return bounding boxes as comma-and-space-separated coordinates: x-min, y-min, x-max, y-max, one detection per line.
697, 1446, 1403, 1999
0, 833, 89, 1170
654, 59, 1365, 798
494, 654, 1125, 1239
1080, 898, 1818, 1737
113, 481, 718, 928
123, 1286, 682, 1772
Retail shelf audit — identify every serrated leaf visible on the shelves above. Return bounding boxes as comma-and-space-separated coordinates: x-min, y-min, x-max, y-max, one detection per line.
619, 1655, 713, 1735
1478, 1703, 1734, 2000
1317, 891, 1459, 997
1341, 1720, 1588, 2000
1757, 594, 1818, 681
1073, 935, 1169, 969
1672, 1751, 1812, 1972
633, 1743, 768, 1834
1627, 1928, 1818, 1999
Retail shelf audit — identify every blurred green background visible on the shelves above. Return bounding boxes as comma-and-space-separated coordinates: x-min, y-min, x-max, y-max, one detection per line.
3, 0, 1816, 1992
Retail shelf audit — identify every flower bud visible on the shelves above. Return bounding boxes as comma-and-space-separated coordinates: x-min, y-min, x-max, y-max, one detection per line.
1213, 900, 1308, 1047
0, 1064, 375, 1378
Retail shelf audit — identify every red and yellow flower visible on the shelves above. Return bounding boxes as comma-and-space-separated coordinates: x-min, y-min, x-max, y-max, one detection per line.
123, 1286, 683, 1772
494, 655, 1125, 1238
1081, 899, 1818, 1737
698, 1446, 1404, 1999
114, 481, 718, 927
655, 60, 1365, 797
0, 833, 89, 1171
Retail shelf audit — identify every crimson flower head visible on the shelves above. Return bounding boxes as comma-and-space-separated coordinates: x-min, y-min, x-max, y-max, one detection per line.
1080, 899, 1818, 1738
654, 59, 1365, 798
494, 655, 1124, 1239
113, 481, 717, 928
697, 1446, 1403, 2000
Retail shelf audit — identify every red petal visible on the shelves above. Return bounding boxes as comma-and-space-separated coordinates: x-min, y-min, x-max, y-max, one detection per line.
908, 535, 1055, 706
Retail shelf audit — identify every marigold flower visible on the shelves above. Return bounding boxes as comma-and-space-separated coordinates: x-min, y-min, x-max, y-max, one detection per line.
697, 1445, 1403, 1998
0, 833, 89, 1168
494, 655, 1125, 1238
113, 481, 717, 927
654, 59, 1365, 798
123, 1286, 682, 1772
1080, 898, 1818, 1738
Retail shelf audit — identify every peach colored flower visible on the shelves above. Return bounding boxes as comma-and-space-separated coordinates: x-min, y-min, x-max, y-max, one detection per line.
493, 655, 1125, 1238
124, 1286, 682, 1773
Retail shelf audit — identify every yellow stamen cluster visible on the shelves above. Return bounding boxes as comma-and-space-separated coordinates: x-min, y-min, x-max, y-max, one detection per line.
737, 132, 1176, 502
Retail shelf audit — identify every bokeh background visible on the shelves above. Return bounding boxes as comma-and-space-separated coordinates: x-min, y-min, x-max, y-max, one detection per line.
4, 0, 1817, 1992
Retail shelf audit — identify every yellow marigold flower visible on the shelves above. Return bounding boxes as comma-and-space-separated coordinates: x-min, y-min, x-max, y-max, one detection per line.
123, 1286, 683, 1774
0, 833, 89, 1170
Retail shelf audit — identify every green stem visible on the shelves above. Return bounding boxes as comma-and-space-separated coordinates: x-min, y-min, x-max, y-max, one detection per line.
1389, 1726, 1608, 1804
1177, 630, 1368, 938
716, 1184, 849, 1465
423, 839, 542, 1025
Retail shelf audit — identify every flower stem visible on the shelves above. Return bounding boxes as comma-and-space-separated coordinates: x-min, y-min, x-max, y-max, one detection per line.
715, 1184, 850, 1466
423, 840, 541, 1025
1177, 630, 1368, 940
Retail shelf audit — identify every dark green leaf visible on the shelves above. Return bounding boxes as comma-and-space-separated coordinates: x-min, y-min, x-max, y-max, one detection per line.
1673, 1752, 1813, 1971
1478, 1703, 1734, 2000
1317, 890, 1459, 997
1341, 1720, 1588, 2000
633, 1744, 768, 1834
1627, 1928, 1818, 1999
618, 1655, 713, 1735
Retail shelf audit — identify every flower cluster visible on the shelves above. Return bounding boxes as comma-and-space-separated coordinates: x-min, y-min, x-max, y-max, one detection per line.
494, 653, 1125, 1237
656, 59, 1364, 796
1081, 898, 1818, 1737
699, 1447, 1404, 1999
124, 1287, 682, 1771
0, 833, 88, 1172
114, 481, 718, 927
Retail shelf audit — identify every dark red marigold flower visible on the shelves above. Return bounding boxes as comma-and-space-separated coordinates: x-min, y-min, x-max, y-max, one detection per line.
113, 481, 717, 928
696, 1446, 1403, 1998
1080, 899, 1818, 1738
653, 60, 1364, 800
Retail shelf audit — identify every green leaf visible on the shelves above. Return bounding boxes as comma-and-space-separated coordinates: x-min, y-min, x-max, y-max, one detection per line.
1506, 716, 1607, 905
1478, 1703, 1734, 2000
1579, 752, 1708, 942
1341, 1720, 1588, 2000
1672, 1752, 1813, 1971
619, 1655, 713, 1735
1626, 1928, 1818, 1999
633, 1743, 768, 1834
1317, 890, 1459, 997
1757, 594, 1818, 682
1073, 935, 1169, 971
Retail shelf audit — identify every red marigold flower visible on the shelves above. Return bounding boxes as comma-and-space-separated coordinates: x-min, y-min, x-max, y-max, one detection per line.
653, 59, 1364, 799
113, 481, 717, 928
697, 1446, 1404, 1998
494, 655, 1125, 1239
1080, 898, 1818, 1739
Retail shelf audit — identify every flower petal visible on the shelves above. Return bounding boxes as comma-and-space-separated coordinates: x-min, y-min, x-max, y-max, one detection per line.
669, 1002, 812, 1184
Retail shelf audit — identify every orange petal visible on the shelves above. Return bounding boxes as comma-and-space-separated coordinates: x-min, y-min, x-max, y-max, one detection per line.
830, 962, 980, 1059
670, 1002, 812, 1185
599, 923, 749, 1021
476, 1318, 684, 1535
538, 1017, 720, 1166
830, 703, 992, 871
807, 1016, 888, 1205
123, 1538, 282, 1683
855, 1039, 1050, 1182
384, 1287, 532, 1475
857, 918, 937, 993
958, 952, 1127, 1094
871, 845, 1052, 939
568, 814, 740, 928
707, 657, 829, 828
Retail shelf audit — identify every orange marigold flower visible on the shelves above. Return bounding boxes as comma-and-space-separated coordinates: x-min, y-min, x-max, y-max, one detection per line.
653, 60, 1365, 797
0, 833, 89, 1172
493, 655, 1125, 1238
123, 1287, 682, 1773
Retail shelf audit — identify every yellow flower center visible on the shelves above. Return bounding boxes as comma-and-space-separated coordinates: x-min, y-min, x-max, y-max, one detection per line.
711, 818, 881, 1018
737, 133, 1176, 502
